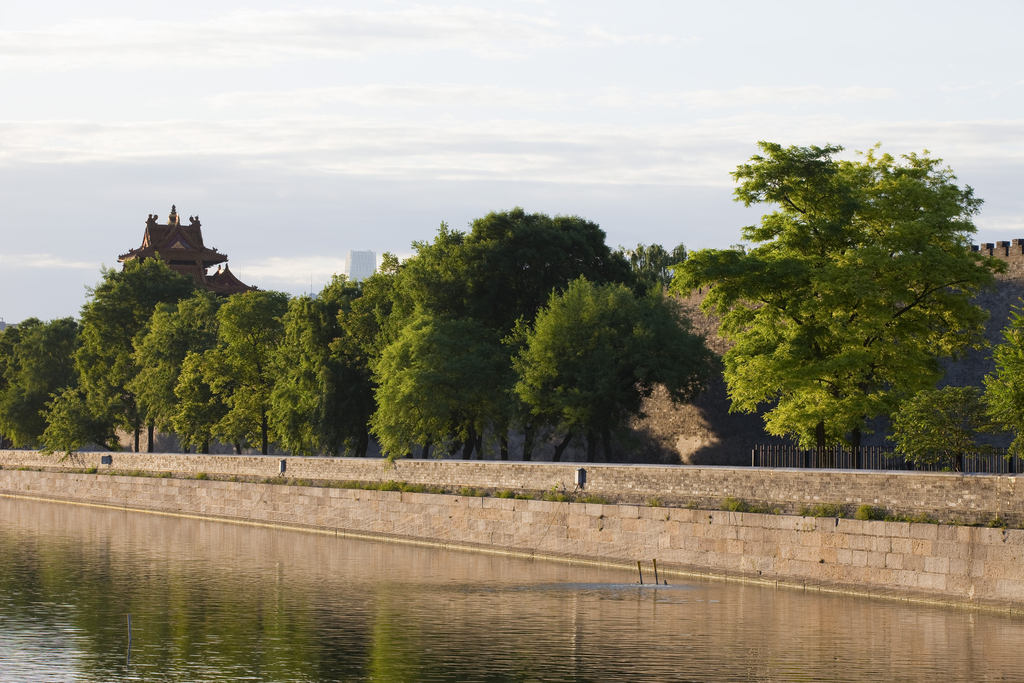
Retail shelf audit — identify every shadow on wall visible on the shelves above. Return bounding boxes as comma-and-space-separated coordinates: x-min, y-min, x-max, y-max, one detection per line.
631, 379, 789, 467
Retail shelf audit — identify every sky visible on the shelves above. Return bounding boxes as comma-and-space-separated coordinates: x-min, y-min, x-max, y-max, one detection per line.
1, 0, 1022, 323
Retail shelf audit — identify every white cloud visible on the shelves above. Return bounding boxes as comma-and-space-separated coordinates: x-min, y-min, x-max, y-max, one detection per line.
241, 255, 349, 287
208, 84, 570, 111
591, 86, 899, 109
0, 116, 747, 185
208, 83, 898, 113
585, 26, 674, 46
0, 7, 561, 71
0, 253, 95, 269
0, 115, 1020, 190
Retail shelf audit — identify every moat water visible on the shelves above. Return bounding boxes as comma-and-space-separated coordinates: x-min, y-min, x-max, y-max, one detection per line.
1, 497, 1022, 682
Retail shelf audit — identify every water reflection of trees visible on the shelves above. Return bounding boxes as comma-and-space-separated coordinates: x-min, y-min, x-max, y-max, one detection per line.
3, 498, 1024, 682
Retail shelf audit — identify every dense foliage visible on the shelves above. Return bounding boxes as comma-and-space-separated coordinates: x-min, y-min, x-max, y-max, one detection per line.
75, 259, 196, 450
1, 207, 713, 461
673, 142, 1003, 449
890, 386, 998, 471
0, 318, 80, 447
984, 308, 1024, 458
514, 278, 715, 461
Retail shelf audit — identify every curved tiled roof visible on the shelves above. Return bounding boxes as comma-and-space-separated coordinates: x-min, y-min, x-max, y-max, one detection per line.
118, 206, 257, 295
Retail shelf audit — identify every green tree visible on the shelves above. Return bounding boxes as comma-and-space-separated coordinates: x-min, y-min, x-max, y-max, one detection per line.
76, 258, 195, 451
617, 242, 687, 291
673, 142, 1002, 449
0, 318, 81, 447
370, 315, 506, 459
171, 351, 227, 454
187, 290, 289, 455
460, 208, 634, 335
41, 388, 116, 455
514, 278, 715, 462
127, 291, 221, 449
984, 307, 1024, 458
0, 324, 21, 403
376, 209, 635, 460
270, 276, 373, 456
890, 386, 997, 471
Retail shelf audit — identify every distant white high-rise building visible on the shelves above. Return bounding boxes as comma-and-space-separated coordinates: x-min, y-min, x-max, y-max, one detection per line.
345, 250, 376, 282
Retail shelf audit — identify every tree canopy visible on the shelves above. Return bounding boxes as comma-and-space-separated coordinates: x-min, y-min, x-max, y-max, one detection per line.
199, 290, 289, 455
270, 276, 371, 457
0, 317, 80, 447
984, 307, 1024, 458
672, 142, 1003, 449
365, 209, 648, 460
890, 386, 997, 471
617, 242, 687, 291
370, 314, 506, 459
515, 278, 715, 461
76, 258, 195, 450
128, 291, 221, 436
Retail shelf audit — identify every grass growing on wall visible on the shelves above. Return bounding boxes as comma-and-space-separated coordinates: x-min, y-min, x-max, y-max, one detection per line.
799, 503, 846, 518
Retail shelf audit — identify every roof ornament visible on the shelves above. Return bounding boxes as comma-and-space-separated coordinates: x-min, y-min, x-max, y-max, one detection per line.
146, 214, 157, 228
168, 205, 179, 226
189, 215, 201, 227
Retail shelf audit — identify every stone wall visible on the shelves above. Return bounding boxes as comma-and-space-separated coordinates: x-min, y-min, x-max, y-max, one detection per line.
639, 240, 1024, 465
2, 468, 1022, 611
3, 450, 1024, 524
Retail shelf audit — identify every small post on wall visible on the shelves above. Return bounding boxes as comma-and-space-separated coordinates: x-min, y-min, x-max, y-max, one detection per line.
574, 467, 587, 489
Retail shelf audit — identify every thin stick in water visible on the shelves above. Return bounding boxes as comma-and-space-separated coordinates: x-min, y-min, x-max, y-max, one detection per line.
637, 560, 643, 585
653, 559, 659, 586
126, 614, 132, 666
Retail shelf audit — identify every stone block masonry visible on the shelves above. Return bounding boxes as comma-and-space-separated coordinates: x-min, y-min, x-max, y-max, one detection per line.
2, 467, 1022, 611
3, 450, 1024, 524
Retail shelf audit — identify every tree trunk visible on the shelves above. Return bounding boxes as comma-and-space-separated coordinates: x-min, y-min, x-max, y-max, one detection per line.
461, 434, 474, 460
474, 432, 483, 460
356, 428, 368, 458
586, 431, 598, 463
234, 441, 242, 455
552, 431, 573, 462
815, 420, 826, 457
522, 424, 535, 461
201, 438, 209, 455
261, 414, 269, 455
601, 427, 612, 463
421, 440, 432, 460
147, 422, 155, 453
500, 433, 509, 461
134, 426, 140, 453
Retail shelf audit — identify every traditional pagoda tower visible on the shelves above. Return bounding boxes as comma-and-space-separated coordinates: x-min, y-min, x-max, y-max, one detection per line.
118, 206, 257, 295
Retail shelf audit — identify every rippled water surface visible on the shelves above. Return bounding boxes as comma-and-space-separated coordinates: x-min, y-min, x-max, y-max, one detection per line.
2, 497, 1024, 682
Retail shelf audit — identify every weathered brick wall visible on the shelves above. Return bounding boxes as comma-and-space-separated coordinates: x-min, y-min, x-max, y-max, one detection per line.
2, 468, 1021, 610
3, 450, 1023, 524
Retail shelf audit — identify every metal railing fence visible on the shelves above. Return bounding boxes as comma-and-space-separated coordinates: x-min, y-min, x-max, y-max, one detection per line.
751, 444, 1021, 474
